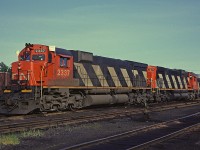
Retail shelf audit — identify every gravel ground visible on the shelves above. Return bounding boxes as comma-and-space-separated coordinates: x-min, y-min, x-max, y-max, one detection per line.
1, 104, 200, 150
147, 128, 200, 150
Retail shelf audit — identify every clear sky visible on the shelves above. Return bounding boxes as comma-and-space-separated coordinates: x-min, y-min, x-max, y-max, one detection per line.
0, 0, 200, 73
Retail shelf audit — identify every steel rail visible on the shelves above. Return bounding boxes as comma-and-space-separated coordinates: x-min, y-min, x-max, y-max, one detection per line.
127, 123, 200, 150
60, 112, 200, 150
0, 101, 199, 134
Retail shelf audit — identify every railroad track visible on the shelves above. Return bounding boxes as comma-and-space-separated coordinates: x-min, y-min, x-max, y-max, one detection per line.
60, 112, 200, 150
0, 100, 199, 121
0, 100, 199, 134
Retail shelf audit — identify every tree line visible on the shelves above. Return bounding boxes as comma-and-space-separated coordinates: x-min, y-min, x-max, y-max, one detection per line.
0, 62, 11, 72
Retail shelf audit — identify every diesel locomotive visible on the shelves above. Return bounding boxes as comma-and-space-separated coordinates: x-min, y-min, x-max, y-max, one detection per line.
0, 43, 199, 114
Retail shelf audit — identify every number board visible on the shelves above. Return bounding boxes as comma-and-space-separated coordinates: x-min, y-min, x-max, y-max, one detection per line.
57, 69, 70, 77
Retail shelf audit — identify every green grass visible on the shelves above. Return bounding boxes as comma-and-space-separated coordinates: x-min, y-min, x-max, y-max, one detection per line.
21, 129, 43, 138
0, 134, 20, 145
0, 129, 43, 146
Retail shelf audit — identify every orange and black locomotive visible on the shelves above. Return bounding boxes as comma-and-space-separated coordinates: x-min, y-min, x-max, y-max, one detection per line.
0, 43, 199, 114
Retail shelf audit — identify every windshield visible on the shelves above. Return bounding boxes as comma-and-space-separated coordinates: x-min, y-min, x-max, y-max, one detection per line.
32, 54, 45, 61
20, 51, 30, 61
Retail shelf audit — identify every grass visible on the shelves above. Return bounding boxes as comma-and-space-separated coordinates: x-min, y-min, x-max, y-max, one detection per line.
21, 129, 43, 138
0, 134, 20, 145
0, 129, 43, 146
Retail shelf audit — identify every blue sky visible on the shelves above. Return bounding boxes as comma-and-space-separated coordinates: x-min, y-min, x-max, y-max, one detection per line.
0, 0, 200, 73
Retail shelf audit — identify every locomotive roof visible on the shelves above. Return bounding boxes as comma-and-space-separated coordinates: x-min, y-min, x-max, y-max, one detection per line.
55, 48, 73, 56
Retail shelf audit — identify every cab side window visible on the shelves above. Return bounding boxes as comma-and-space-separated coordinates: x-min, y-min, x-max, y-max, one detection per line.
48, 53, 52, 63
60, 57, 68, 67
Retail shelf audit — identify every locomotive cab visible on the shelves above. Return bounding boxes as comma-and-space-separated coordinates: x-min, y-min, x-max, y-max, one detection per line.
0, 43, 76, 114
12, 43, 48, 87
12, 43, 74, 88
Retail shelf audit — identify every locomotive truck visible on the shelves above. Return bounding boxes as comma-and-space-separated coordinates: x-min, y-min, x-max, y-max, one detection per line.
0, 43, 199, 114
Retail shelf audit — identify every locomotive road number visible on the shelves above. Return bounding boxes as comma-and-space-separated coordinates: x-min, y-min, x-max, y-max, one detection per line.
57, 69, 70, 77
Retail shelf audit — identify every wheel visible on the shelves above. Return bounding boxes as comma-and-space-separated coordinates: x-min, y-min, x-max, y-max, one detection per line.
68, 104, 77, 111
52, 105, 59, 112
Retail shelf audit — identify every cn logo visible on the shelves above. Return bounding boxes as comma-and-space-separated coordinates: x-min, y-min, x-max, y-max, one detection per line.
12, 73, 27, 80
